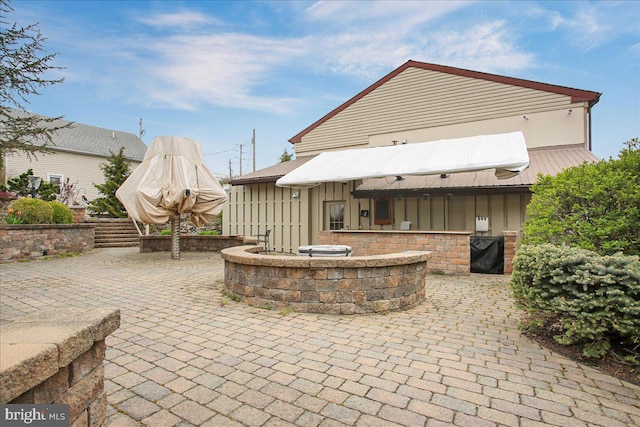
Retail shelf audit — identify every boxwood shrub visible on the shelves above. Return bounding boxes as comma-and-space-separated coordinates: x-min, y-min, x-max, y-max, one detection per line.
511, 244, 640, 358
7, 198, 53, 224
49, 201, 74, 224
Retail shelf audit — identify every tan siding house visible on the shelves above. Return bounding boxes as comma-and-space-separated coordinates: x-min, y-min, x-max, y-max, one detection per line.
225, 60, 600, 255
3, 113, 147, 203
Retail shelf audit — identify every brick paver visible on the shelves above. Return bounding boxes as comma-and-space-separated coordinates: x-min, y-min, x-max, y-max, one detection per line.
1, 248, 638, 426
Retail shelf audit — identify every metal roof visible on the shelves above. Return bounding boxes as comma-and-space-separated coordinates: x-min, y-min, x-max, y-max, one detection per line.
352, 144, 599, 196
229, 144, 599, 195
229, 156, 315, 185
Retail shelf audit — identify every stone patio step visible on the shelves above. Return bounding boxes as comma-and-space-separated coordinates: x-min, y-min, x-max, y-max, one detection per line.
83, 218, 140, 248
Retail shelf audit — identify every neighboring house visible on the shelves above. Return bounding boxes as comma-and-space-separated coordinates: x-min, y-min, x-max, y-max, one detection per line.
224, 60, 601, 254
3, 112, 147, 203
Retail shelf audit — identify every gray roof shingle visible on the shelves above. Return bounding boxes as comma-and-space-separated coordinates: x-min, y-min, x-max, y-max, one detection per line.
4, 110, 147, 161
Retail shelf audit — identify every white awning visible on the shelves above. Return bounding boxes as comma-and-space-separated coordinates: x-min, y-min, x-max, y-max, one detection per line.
276, 132, 530, 188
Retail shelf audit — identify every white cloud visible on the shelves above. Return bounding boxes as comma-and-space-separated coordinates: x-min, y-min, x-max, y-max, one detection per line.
628, 42, 640, 59
136, 11, 219, 29
303, 17, 534, 79
305, 0, 470, 29
531, 2, 638, 51
142, 33, 306, 113
549, 6, 607, 51
42, 1, 536, 115
427, 21, 535, 72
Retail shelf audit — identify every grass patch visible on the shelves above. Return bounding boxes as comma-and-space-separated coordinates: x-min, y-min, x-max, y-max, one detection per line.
221, 290, 241, 302
279, 306, 293, 316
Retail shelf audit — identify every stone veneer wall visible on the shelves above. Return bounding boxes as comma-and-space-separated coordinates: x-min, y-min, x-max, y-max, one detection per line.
0, 308, 120, 427
140, 235, 250, 253
0, 224, 95, 261
318, 230, 470, 275
222, 245, 430, 314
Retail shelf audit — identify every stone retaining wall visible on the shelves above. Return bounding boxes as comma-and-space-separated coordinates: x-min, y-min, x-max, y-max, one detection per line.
318, 230, 470, 275
221, 245, 430, 314
140, 235, 250, 252
0, 224, 95, 261
0, 308, 120, 427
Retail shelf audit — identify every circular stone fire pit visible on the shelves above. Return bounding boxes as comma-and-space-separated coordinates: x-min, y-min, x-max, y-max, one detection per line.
221, 245, 430, 314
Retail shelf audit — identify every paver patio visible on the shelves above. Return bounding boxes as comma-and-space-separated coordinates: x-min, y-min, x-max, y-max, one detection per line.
1, 247, 638, 426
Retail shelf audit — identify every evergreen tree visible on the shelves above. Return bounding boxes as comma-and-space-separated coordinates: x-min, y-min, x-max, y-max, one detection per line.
88, 147, 131, 218
5, 168, 58, 201
0, 0, 71, 184
279, 149, 292, 163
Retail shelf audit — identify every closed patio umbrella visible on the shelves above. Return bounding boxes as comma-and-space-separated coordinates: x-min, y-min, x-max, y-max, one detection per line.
116, 136, 227, 259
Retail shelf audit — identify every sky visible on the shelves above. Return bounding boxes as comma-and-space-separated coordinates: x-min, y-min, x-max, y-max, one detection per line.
7, 0, 640, 178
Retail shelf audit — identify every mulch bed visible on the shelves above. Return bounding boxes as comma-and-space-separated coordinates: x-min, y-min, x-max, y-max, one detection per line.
523, 329, 640, 386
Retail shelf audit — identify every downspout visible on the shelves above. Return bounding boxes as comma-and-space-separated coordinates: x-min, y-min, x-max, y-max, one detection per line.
588, 103, 592, 151
587, 94, 602, 153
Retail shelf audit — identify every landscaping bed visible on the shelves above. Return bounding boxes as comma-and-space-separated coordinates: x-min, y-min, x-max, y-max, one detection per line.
525, 327, 639, 386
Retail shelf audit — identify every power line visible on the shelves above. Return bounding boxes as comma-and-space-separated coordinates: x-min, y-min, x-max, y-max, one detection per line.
204, 147, 236, 156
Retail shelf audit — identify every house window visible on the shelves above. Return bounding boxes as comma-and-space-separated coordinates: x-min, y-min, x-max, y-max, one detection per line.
47, 173, 64, 192
326, 202, 345, 230
374, 198, 392, 225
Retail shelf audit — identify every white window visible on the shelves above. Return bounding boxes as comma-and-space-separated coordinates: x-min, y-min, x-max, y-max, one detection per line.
47, 173, 64, 185
47, 173, 64, 192
325, 202, 345, 230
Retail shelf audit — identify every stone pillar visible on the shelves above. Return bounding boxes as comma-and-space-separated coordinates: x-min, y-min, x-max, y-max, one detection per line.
503, 230, 519, 275
72, 207, 86, 223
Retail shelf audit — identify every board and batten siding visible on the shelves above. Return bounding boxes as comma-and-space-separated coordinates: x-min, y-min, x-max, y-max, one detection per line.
295, 67, 587, 155
225, 178, 530, 254
6, 151, 142, 202
224, 183, 309, 253
356, 193, 530, 236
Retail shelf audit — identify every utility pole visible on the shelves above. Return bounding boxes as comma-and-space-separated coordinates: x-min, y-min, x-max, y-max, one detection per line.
228, 159, 232, 180
239, 144, 243, 176
252, 129, 256, 172
139, 117, 145, 141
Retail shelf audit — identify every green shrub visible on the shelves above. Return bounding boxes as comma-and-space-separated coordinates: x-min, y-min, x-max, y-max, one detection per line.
5, 169, 59, 201
160, 229, 171, 235
6, 198, 53, 224
197, 230, 219, 235
511, 244, 640, 357
522, 139, 639, 256
49, 201, 73, 224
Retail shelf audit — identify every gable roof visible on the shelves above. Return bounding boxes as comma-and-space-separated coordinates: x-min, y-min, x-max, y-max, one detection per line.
4, 110, 147, 161
289, 60, 601, 144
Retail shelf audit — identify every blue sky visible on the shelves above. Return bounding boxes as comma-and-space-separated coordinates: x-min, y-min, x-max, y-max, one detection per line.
9, 0, 640, 177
